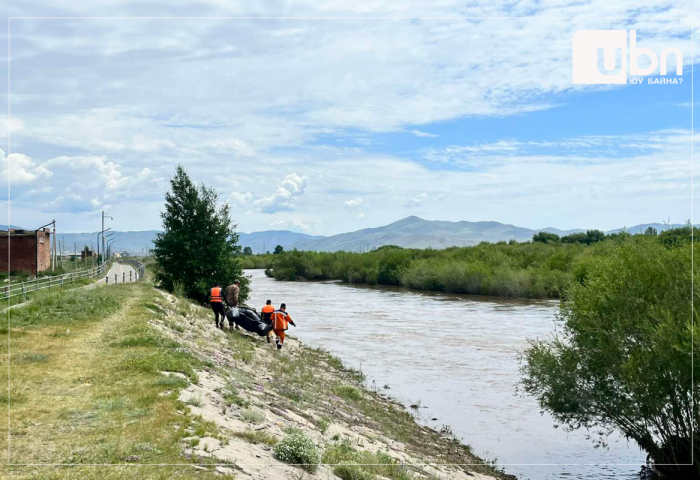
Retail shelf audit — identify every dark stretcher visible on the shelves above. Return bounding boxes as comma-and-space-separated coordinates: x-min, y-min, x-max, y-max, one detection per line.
226, 306, 273, 337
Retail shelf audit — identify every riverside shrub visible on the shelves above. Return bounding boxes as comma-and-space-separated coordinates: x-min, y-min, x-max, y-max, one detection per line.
520, 237, 698, 476
270, 242, 589, 298
274, 432, 321, 473
267, 233, 691, 300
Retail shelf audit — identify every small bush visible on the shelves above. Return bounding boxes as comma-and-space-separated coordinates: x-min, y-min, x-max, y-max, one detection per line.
334, 384, 362, 402
323, 440, 411, 480
241, 407, 265, 424
273, 432, 321, 473
223, 383, 247, 407
317, 417, 330, 434
154, 375, 189, 388
333, 462, 376, 480
234, 429, 278, 446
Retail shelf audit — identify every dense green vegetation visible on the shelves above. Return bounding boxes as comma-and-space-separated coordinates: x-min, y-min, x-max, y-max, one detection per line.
520, 232, 698, 477
239, 253, 274, 269
265, 226, 696, 300
153, 165, 249, 304
265, 240, 600, 299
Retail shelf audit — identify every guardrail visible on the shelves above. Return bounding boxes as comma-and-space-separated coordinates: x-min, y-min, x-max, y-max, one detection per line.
121, 259, 145, 281
1, 262, 110, 301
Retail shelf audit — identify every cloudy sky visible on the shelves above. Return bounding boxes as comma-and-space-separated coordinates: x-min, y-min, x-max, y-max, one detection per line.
1, 1, 698, 235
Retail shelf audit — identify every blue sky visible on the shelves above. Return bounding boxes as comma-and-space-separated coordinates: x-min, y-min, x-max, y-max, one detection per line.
0, 2, 698, 235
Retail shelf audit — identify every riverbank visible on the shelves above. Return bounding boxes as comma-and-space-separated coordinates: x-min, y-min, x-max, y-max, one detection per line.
264, 242, 593, 299
1, 275, 513, 480
261, 229, 694, 300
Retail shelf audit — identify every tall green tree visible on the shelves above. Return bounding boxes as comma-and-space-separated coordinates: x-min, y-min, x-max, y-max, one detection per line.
520, 238, 698, 477
532, 231, 560, 244
153, 165, 248, 303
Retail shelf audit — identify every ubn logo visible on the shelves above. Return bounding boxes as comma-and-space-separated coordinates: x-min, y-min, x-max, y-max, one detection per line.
572, 30, 683, 84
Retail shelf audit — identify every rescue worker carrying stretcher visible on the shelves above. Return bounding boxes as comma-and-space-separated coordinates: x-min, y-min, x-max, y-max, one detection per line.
224, 280, 241, 330
261, 300, 275, 344
271, 303, 295, 350
210, 283, 225, 329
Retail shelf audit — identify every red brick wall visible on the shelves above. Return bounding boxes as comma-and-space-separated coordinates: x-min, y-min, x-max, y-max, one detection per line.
0, 230, 52, 275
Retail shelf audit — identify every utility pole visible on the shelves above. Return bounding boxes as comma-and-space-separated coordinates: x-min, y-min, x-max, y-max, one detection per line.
102, 210, 114, 265
74, 243, 77, 270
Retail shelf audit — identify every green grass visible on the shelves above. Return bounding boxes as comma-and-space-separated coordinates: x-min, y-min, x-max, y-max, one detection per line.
323, 440, 413, 480
0, 280, 229, 479
185, 395, 203, 407
317, 416, 330, 434
7, 283, 131, 330
153, 374, 189, 389
222, 382, 248, 407
334, 384, 362, 402
240, 406, 265, 424
234, 429, 278, 446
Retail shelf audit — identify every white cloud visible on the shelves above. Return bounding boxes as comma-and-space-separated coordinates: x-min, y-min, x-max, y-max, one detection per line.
228, 191, 252, 207
254, 173, 308, 214
405, 193, 427, 208
407, 129, 437, 138
0, 149, 52, 186
269, 218, 316, 233
343, 198, 364, 209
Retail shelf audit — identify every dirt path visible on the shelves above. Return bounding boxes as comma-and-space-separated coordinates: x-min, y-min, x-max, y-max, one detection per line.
3, 290, 140, 464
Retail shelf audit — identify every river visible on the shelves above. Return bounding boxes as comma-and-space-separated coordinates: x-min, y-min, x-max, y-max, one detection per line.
245, 269, 646, 480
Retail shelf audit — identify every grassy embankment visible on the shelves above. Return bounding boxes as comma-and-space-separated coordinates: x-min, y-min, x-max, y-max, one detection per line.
264, 229, 695, 299
1, 265, 512, 480
1, 261, 114, 308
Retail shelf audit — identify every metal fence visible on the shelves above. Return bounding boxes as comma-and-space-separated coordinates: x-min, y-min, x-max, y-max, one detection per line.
122, 259, 145, 280
104, 259, 146, 285
2, 259, 148, 301
1, 262, 111, 301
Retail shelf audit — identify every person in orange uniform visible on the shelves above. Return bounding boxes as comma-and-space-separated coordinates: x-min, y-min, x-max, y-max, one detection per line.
210, 283, 225, 329
272, 303, 296, 350
261, 300, 275, 344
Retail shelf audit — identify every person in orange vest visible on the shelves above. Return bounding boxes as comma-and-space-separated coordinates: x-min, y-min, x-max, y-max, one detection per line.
261, 299, 275, 344
272, 303, 296, 350
210, 282, 225, 329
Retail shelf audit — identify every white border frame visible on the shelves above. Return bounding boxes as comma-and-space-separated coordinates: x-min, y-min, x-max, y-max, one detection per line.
4, 15, 695, 474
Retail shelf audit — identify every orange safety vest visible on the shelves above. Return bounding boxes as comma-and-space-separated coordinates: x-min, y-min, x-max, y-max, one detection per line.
261, 305, 275, 323
272, 309, 292, 330
210, 287, 223, 303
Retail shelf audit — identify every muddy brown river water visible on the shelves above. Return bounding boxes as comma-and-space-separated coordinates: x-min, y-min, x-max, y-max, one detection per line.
245, 269, 647, 480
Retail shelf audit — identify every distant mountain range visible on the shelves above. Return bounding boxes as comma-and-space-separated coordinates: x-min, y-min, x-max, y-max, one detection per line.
50, 229, 322, 254
290, 217, 687, 252
8, 217, 688, 254
238, 230, 324, 254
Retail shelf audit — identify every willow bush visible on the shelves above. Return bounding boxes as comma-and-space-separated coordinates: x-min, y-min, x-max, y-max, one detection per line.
520, 237, 698, 477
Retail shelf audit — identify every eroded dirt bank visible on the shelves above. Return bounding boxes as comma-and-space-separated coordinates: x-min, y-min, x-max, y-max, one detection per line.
150, 288, 514, 480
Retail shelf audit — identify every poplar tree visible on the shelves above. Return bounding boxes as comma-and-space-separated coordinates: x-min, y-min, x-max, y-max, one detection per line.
153, 165, 248, 303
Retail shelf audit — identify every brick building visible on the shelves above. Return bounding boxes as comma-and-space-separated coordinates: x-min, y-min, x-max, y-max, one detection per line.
0, 228, 52, 276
